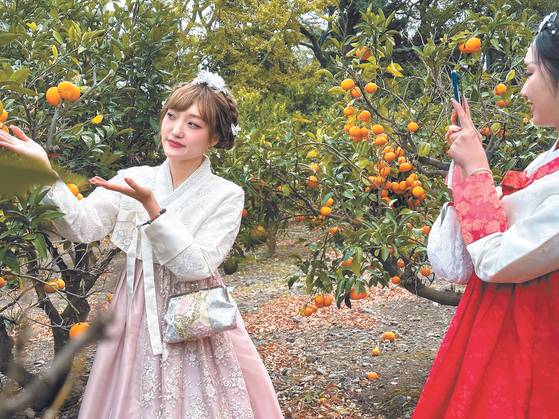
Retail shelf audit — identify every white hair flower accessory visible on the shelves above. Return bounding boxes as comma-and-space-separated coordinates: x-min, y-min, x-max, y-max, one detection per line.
191, 69, 230, 94
231, 123, 241, 136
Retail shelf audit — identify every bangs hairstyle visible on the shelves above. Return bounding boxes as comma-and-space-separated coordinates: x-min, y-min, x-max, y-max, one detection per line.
160, 83, 239, 150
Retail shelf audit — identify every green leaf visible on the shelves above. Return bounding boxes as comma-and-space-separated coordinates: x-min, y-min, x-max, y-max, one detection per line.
0, 154, 58, 195
0, 83, 37, 96
9, 68, 31, 83
32, 234, 48, 259
0, 33, 19, 45
328, 86, 346, 95
53, 30, 63, 44
505, 69, 516, 82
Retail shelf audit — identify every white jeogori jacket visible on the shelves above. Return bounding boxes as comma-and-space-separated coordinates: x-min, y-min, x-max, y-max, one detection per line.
43, 156, 244, 355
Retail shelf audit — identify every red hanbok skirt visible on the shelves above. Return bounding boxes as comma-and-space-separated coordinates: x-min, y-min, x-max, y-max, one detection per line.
412, 273, 559, 419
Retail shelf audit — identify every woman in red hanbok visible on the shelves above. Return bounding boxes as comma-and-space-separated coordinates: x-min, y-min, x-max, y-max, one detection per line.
413, 13, 559, 419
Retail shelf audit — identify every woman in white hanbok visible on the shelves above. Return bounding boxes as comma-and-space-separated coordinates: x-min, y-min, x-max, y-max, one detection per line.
0, 72, 284, 419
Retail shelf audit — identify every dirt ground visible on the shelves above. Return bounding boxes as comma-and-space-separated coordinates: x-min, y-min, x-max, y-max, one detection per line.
6, 224, 459, 418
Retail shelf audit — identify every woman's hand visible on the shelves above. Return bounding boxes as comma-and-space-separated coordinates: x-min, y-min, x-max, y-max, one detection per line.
89, 176, 162, 219
0, 125, 52, 169
446, 96, 490, 177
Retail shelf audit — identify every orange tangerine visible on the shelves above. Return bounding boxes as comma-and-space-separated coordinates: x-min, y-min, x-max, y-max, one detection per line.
358, 110, 372, 123
365, 82, 378, 94
407, 121, 419, 132
372, 124, 385, 135
340, 79, 355, 91
494, 83, 507, 96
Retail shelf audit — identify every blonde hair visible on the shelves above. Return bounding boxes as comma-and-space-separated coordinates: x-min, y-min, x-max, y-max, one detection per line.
160, 83, 239, 150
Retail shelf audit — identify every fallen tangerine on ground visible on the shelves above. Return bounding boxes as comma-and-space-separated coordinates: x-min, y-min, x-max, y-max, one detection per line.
340, 78, 355, 91
391, 276, 401, 285
323, 295, 333, 307
367, 371, 380, 380
46, 86, 62, 107
382, 331, 396, 342
371, 347, 381, 356
314, 295, 325, 308
422, 225, 431, 235
56, 278, 65, 289
365, 82, 378, 94
69, 322, 90, 339
0, 277, 5, 288
407, 121, 419, 133
494, 83, 507, 96
57, 81, 81, 101
302, 306, 314, 317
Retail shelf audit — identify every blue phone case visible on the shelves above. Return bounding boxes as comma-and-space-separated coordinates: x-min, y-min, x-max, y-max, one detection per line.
451, 70, 461, 103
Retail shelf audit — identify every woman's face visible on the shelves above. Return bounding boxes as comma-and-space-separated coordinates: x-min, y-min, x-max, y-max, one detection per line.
160, 102, 218, 161
520, 45, 559, 129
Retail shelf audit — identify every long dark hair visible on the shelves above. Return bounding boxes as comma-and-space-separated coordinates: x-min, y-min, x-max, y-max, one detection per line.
534, 13, 559, 91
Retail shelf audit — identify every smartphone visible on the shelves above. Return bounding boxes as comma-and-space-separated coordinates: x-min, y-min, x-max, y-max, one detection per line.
451, 70, 461, 104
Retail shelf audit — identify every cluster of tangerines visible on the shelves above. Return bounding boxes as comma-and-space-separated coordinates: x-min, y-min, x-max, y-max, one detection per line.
45, 81, 81, 107
43, 277, 66, 293
366, 147, 426, 207
300, 294, 334, 317
494, 82, 510, 108
391, 257, 433, 285
336, 78, 427, 207
339, 78, 379, 143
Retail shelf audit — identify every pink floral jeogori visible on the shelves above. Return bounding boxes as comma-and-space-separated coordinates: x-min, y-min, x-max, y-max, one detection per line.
451, 172, 508, 245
